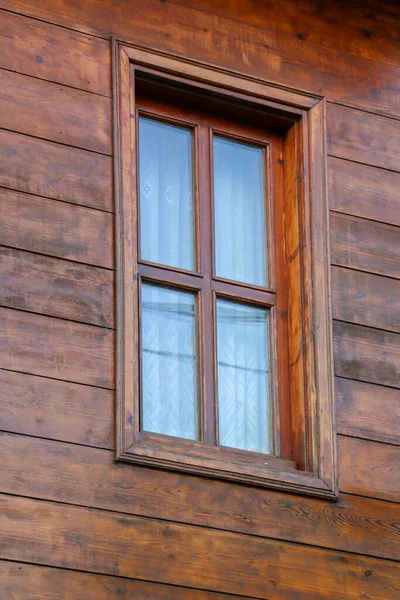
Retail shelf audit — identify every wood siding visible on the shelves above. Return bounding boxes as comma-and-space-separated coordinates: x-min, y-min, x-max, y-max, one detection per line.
0, 1, 399, 598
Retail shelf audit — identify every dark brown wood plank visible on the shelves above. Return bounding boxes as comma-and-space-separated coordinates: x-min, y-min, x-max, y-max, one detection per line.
1, 494, 399, 600
331, 266, 400, 333
327, 104, 400, 171
339, 435, 400, 503
1, 433, 400, 562
335, 377, 400, 446
1, 0, 400, 117
0, 69, 111, 154
0, 189, 113, 269
0, 371, 113, 449
328, 156, 400, 227
0, 10, 111, 96
0, 247, 114, 327
333, 320, 400, 388
0, 129, 112, 211
0, 308, 114, 388
330, 212, 400, 279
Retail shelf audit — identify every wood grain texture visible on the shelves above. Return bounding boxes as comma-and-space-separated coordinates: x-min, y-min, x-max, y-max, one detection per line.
335, 377, 400, 446
1, 0, 400, 117
1, 493, 399, 600
327, 103, 400, 170
0, 129, 112, 211
0, 189, 113, 268
0, 560, 255, 600
328, 156, 400, 227
333, 320, 400, 388
0, 371, 113, 448
0, 308, 114, 388
339, 435, 400, 503
0, 9, 110, 96
1, 433, 400, 562
0, 247, 114, 327
330, 212, 400, 279
0, 69, 111, 153
331, 266, 400, 333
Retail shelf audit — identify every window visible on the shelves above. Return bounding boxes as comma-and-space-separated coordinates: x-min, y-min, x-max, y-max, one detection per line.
114, 42, 337, 499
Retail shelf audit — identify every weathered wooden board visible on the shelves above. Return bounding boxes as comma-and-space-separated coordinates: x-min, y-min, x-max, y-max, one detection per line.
0, 189, 113, 268
0, 247, 114, 327
0, 371, 113, 448
1, 494, 399, 600
0, 560, 257, 600
0, 69, 111, 154
335, 377, 400, 446
330, 212, 400, 279
0, 129, 113, 211
333, 320, 400, 388
327, 103, 400, 170
1, 0, 399, 116
0, 10, 111, 96
1, 432, 400, 562
0, 308, 114, 388
339, 435, 400, 503
328, 156, 400, 226
331, 266, 400, 333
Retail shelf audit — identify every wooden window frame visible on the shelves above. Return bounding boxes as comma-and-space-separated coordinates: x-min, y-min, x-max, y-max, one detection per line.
114, 40, 337, 499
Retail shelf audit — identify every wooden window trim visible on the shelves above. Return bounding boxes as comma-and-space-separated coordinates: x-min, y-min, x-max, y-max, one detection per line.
113, 40, 337, 499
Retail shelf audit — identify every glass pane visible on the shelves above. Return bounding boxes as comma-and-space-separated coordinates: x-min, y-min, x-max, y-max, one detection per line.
216, 299, 272, 454
141, 283, 198, 440
139, 117, 195, 271
213, 136, 267, 286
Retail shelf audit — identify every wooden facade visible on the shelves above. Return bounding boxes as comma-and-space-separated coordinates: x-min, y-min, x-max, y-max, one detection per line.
0, 1, 399, 598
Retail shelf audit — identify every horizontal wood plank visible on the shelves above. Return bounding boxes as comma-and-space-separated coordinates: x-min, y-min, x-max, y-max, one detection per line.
0, 10, 110, 96
328, 156, 400, 227
0, 69, 111, 154
0, 189, 113, 268
1, 493, 399, 599
335, 377, 400, 446
0, 308, 114, 388
333, 320, 400, 388
327, 104, 400, 170
0, 129, 112, 211
0, 246, 114, 327
331, 266, 400, 333
339, 435, 400, 503
1, 432, 400, 562
330, 212, 400, 279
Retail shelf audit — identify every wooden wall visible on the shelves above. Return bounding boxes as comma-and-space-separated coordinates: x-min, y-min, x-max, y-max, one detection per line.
0, 1, 399, 598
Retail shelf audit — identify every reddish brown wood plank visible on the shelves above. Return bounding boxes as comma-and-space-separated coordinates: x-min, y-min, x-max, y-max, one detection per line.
327, 104, 400, 171
1, 433, 400, 562
0, 189, 113, 268
335, 377, 400, 446
0, 247, 114, 327
0, 69, 111, 154
1, 0, 400, 117
328, 156, 400, 227
0, 308, 114, 388
1, 493, 399, 599
333, 320, 400, 388
0, 129, 113, 211
0, 10, 111, 96
339, 435, 400, 503
330, 212, 400, 279
331, 266, 400, 333
0, 371, 113, 449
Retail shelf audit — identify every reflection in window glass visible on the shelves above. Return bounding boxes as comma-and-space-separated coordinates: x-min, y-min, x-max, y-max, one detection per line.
213, 136, 267, 286
139, 117, 195, 270
141, 283, 198, 440
216, 299, 272, 453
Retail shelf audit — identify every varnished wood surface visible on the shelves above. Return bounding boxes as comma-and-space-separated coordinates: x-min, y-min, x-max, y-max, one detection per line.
1, 493, 399, 600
